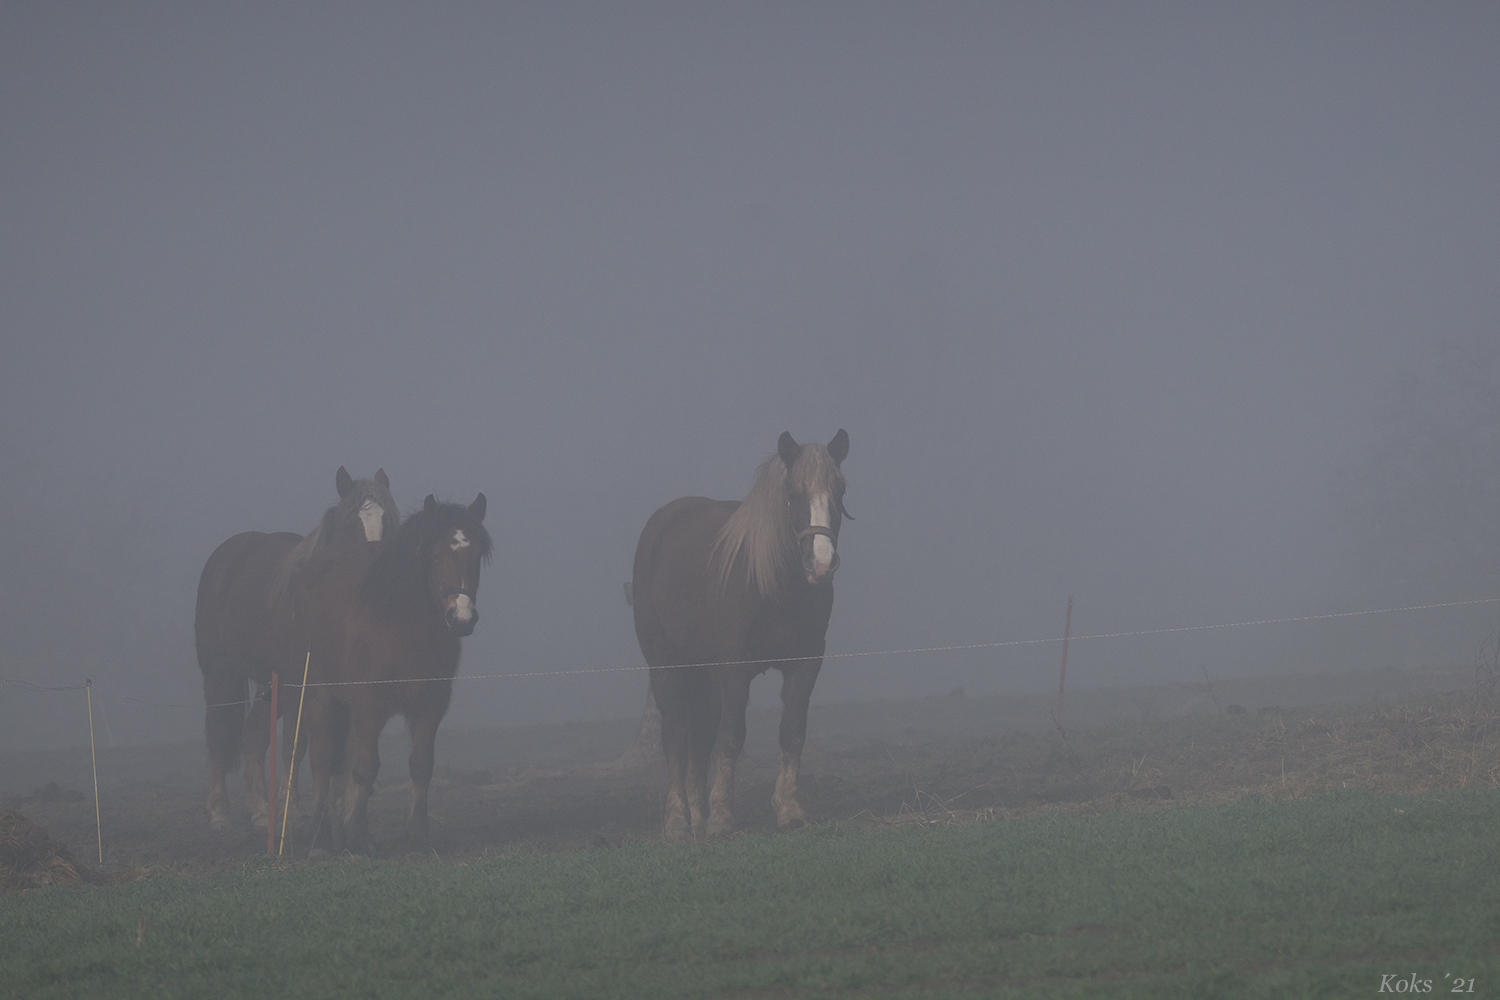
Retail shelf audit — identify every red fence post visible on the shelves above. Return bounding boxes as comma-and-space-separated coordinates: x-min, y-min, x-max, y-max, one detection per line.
268, 672, 278, 854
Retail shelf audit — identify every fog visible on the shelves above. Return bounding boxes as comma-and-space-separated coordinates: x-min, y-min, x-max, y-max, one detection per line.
2, 3, 1497, 752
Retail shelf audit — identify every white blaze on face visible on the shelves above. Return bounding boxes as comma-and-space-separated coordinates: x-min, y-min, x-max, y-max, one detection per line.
809, 493, 835, 570
451, 529, 470, 551
358, 500, 384, 541
451, 593, 474, 623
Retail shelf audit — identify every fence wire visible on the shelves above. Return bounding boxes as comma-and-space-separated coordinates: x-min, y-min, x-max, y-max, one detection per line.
3, 595, 1496, 702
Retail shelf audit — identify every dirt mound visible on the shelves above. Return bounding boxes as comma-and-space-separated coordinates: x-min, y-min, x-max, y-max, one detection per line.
0, 810, 108, 892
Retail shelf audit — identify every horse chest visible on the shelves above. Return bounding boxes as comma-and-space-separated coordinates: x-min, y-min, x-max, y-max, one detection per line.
364, 619, 459, 672
745, 593, 833, 659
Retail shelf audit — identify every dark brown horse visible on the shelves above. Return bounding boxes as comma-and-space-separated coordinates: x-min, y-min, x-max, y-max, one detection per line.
294, 493, 490, 855
633, 430, 851, 841
193, 467, 398, 829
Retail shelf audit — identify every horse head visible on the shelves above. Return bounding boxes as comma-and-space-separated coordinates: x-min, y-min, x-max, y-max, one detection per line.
777, 429, 851, 586
334, 466, 398, 543
421, 492, 490, 637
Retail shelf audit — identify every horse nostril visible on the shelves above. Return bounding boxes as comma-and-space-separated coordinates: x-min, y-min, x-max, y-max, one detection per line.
804, 549, 839, 580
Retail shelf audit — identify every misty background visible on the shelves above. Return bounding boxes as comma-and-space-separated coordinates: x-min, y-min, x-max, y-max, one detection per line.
2, 3, 1496, 752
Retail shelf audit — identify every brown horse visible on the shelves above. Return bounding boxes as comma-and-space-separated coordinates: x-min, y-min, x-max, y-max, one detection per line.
193, 467, 398, 829
633, 430, 852, 841
294, 493, 490, 855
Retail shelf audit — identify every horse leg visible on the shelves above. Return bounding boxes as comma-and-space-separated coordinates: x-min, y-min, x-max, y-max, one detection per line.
650, 669, 692, 843
306, 696, 347, 856
306, 718, 332, 855
342, 710, 384, 856
707, 666, 753, 838
202, 671, 245, 830
279, 712, 303, 822
242, 687, 271, 827
773, 660, 823, 829
687, 671, 719, 840
404, 693, 450, 851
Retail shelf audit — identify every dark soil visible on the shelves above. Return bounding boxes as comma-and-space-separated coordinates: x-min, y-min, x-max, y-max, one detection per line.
1, 665, 1490, 878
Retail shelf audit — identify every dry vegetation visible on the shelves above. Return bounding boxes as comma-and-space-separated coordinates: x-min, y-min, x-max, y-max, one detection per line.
0, 810, 109, 892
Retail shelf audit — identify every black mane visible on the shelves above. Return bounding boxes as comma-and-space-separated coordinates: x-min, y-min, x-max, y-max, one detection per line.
359, 501, 492, 615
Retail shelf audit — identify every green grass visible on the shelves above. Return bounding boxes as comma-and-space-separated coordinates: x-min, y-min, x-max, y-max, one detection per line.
3, 788, 1498, 998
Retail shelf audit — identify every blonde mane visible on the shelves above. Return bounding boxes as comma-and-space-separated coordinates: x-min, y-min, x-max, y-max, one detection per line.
708, 443, 846, 599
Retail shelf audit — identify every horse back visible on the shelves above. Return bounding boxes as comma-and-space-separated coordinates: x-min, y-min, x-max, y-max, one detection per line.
194, 531, 301, 678
633, 495, 837, 669
632, 496, 742, 664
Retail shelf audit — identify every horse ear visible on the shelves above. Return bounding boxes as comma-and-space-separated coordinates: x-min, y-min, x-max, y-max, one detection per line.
827, 428, 849, 465
374, 468, 389, 489
336, 466, 354, 498
469, 493, 487, 522
424, 494, 437, 514
777, 431, 802, 469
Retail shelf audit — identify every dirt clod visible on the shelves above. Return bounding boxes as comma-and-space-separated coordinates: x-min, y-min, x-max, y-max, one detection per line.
0, 810, 108, 892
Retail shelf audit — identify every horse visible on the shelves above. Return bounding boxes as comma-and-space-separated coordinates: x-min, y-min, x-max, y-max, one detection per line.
294, 493, 490, 855
193, 467, 398, 830
632, 429, 852, 841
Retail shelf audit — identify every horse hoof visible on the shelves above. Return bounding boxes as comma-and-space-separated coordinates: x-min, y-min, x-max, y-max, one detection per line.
662, 823, 689, 844
776, 805, 809, 831
345, 837, 377, 859
705, 818, 732, 839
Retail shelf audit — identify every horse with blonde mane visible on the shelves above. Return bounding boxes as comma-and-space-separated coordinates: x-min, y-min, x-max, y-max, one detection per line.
194, 467, 397, 830
632, 430, 852, 841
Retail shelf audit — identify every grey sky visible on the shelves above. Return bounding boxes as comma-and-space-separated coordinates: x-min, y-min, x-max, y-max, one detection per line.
2, 3, 1497, 750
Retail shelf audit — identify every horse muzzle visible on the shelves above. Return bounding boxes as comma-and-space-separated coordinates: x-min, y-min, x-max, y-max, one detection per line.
797, 526, 840, 585
443, 591, 478, 636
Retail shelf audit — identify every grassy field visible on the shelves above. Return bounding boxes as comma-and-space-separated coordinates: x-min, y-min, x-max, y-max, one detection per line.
3, 786, 1497, 999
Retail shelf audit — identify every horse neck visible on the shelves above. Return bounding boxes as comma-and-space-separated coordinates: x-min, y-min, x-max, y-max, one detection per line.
363, 541, 434, 619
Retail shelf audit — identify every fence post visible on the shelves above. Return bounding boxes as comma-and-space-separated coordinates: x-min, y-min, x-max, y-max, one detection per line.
1052, 596, 1072, 737
268, 672, 278, 855
86, 680, 102, 865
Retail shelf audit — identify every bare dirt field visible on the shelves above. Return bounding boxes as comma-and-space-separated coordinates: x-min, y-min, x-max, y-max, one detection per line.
3, 664, 1496, 880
